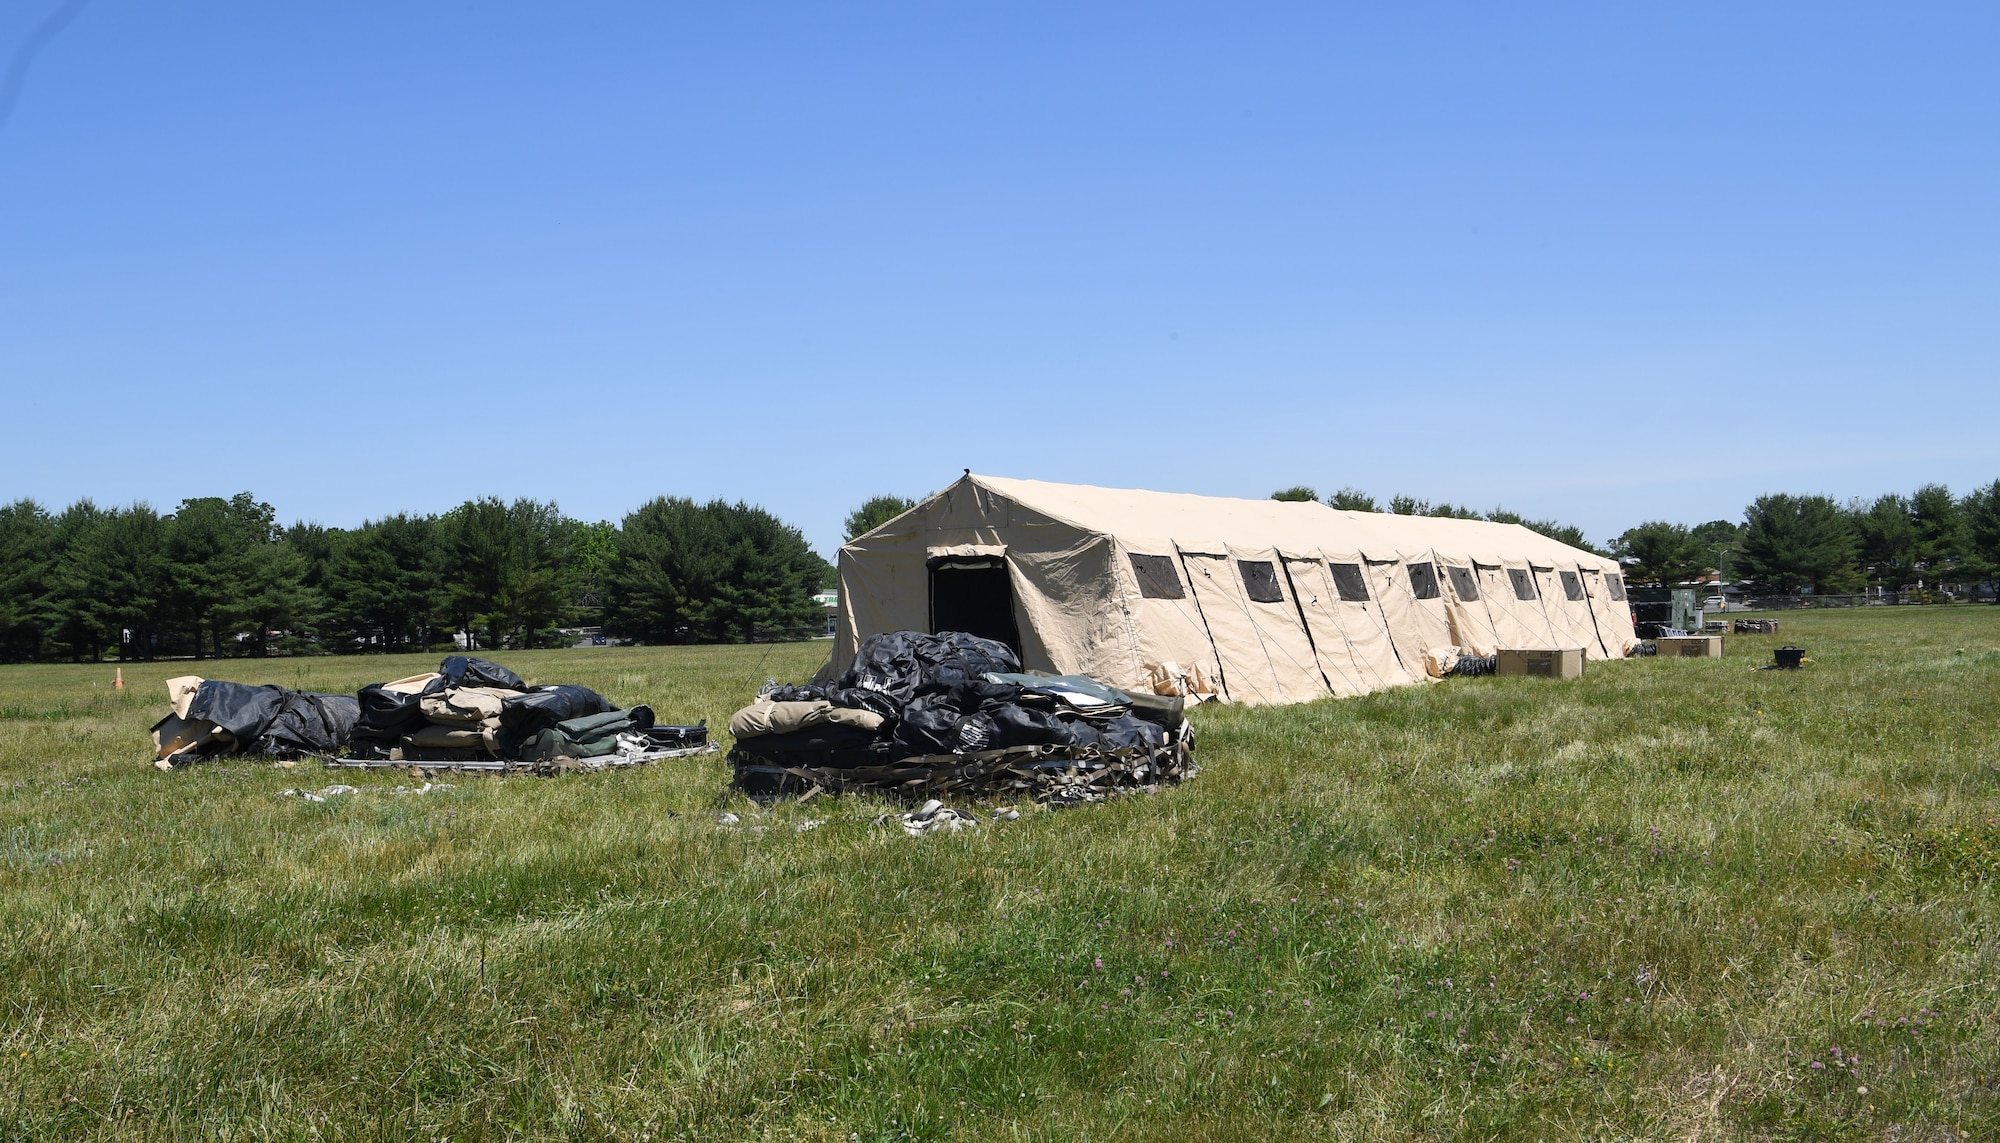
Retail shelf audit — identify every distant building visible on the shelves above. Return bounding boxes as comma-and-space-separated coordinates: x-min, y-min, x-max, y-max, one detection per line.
813, 590, 838, 638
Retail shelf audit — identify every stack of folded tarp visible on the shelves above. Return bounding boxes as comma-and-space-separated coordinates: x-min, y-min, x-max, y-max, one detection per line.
344, 654, 705, 770
151, 677, 360, 769
727, 630, 1194, 802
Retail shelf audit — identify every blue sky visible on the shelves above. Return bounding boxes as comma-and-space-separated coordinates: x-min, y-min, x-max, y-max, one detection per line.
2, 3, 1994, 555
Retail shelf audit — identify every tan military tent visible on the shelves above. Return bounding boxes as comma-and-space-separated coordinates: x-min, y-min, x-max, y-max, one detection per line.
826, 474, 1637, 705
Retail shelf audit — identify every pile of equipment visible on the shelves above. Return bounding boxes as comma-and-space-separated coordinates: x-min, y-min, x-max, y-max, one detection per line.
341, 655, 708, 772
727, 631, 1194, 803
150, 655, 711, 773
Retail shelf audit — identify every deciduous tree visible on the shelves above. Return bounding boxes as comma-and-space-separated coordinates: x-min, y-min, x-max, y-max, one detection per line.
843, 496, 917, 541
1615, 522, 1704, 584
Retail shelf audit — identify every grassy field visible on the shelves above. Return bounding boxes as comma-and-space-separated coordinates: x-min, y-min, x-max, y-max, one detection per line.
1, 610, 1996, 1141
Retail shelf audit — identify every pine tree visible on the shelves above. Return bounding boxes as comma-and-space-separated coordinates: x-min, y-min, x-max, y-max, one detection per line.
0, 500, 53, 661
325, 515, 444, 651
606, 498, 823, 643
1736, 494, 1862, 595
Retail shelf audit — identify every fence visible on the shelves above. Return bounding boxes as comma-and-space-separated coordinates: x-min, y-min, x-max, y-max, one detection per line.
1739, 585, 1995, 610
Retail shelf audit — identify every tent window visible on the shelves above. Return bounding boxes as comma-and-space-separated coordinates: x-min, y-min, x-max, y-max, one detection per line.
1606, 573, 1627, 602
1330, 563, 1369, 602
1559, 570, 1585, 601
1238, 560, 1285, 603
1407, 562, 1441, 600
1509, 568, 1538, 600
1128, 553, 1185, 600
1446, 565, 1480, 601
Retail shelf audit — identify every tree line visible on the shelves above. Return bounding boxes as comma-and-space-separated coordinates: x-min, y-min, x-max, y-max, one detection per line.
1268, 485, 1599, 552
1614, 483, 2000, 594
1271, 480, 2000, 595
0, 493, 832, 662
9, 477, 1994, 662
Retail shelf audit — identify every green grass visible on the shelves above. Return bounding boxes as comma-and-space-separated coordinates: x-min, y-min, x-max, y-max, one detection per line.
1, 610, 1997, 1140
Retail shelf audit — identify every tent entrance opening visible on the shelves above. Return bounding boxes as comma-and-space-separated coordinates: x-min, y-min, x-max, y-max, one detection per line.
929, 558, 1021, 656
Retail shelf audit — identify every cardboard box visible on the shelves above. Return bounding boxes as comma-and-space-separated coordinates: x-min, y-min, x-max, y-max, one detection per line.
1496, 648, 1586, 678
1657, 635, 1723, 658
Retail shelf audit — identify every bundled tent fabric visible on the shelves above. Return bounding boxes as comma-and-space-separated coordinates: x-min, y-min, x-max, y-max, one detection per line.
151, 677, 360, 768
438, 655, 526, 690
824, 475, 1639, 706
730, 630, 1193, 802
353, 672, 447, 746
512, 707, 662, 764
342, 655, 691, 770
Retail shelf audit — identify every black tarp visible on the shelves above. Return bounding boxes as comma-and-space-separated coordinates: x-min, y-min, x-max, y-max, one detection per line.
839, 631, 1021, 706
354, 677, 446, 738
888, 694, 966, 757
438, 655, 526, 691
262, 692, 362, 755
731, 630, 1191, 800
499, 685, 616, 735
182, 681, 359, 757
880, 689, 1159, 759
825, 687, 902, 719
983, 702, 1083, 748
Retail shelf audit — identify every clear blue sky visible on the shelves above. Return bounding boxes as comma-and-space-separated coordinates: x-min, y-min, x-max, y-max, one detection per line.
2, 3, 1995, 555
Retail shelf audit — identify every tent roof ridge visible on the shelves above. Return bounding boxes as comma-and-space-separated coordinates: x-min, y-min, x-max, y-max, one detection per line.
920, 474, 1606, 567
965, 472, 1103, 537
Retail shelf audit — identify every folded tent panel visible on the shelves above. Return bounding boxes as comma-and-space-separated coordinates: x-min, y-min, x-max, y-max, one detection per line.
1279, 555, 1361, 696
1327, 554, 1422, 688
1403, 552, 1462, 657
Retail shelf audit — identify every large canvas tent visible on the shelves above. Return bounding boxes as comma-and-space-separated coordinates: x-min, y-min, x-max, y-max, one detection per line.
827, 475, 1637, 705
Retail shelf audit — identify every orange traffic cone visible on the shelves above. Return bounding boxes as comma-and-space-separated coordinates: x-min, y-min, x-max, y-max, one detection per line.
114, 668, 125, 690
